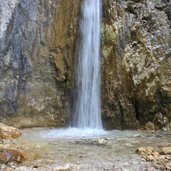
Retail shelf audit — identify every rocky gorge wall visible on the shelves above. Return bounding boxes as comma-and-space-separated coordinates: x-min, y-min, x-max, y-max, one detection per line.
102, 0, 171, 129
0, 0, 80, 128
0, 0, 170, 130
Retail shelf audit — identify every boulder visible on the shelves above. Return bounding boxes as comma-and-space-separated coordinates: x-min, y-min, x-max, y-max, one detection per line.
0, 123, 21, 139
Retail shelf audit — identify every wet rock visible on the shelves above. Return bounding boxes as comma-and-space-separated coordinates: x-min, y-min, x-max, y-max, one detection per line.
75, 139, 107, 146
136, 146, 154, 155
145, 122, 155, 131
155, 1, 167, 10
158, 143, 171, 147
0, 123, 21, 139
0, 148, 25, 164
166, 161, 171, 170
166, 122, 171, 131
96, 139, 107, 145
132, 134, 141, 137
154, 113, 169, 128
29, 159, 54, 169
2, 166, 37, 171
160, 146, 171, 155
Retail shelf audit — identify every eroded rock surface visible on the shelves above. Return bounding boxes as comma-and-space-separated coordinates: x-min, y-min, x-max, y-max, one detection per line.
102, 0, 171, 129
0, 0, 80, 128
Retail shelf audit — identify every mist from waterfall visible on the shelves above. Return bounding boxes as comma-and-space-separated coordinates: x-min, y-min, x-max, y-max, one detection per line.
71, 0, 102, 129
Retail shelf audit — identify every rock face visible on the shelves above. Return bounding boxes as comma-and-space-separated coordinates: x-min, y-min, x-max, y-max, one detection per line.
0, 0, 170, 129
0, 0, 80, 128
102, 0, 171, 129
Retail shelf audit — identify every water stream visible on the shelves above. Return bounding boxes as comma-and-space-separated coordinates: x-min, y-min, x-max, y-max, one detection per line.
71, 0, 102, 129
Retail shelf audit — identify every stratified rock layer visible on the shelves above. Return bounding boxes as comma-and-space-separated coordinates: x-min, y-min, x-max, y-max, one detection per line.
102, 0, 171, 129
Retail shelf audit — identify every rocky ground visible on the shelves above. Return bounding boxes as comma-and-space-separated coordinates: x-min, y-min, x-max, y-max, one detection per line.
0, 123, 171, 171
136, 145, 171, 170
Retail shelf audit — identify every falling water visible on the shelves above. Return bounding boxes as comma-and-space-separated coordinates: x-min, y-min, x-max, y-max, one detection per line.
71, 0, 102, 129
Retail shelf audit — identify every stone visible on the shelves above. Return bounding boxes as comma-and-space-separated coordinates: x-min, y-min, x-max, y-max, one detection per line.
132, 134, 141, 137
165, 155, 171, 160
0, 123, 21, 139
145, 154, 155, 161
158, 155, 166, 160
75, 139, 107, 146
166, 162, 171, 170
166, 122, 171, 131
136, 146, 159, 161
96, 139, 107, 146
0, 148, 25, 164
145, 122, 155, 130
160, 146, 171, 155
154, 113, 169, 128
158, 143, 171, 147
151, 151, 160, 159
136, 147, 154, 155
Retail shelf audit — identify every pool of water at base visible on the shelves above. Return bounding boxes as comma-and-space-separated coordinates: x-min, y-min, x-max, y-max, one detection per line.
14, 128, 171, 171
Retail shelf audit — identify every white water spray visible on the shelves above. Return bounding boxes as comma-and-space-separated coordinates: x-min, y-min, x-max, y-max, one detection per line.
71, 0, 102, 129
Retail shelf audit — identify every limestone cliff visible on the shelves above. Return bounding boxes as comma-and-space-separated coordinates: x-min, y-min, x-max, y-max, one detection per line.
0, 0, 170, 130
102, 0, 171, 129
0, 0, 80, 127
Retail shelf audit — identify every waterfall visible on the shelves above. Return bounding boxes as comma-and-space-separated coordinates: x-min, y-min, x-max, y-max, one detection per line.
71, 0, 102, 129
